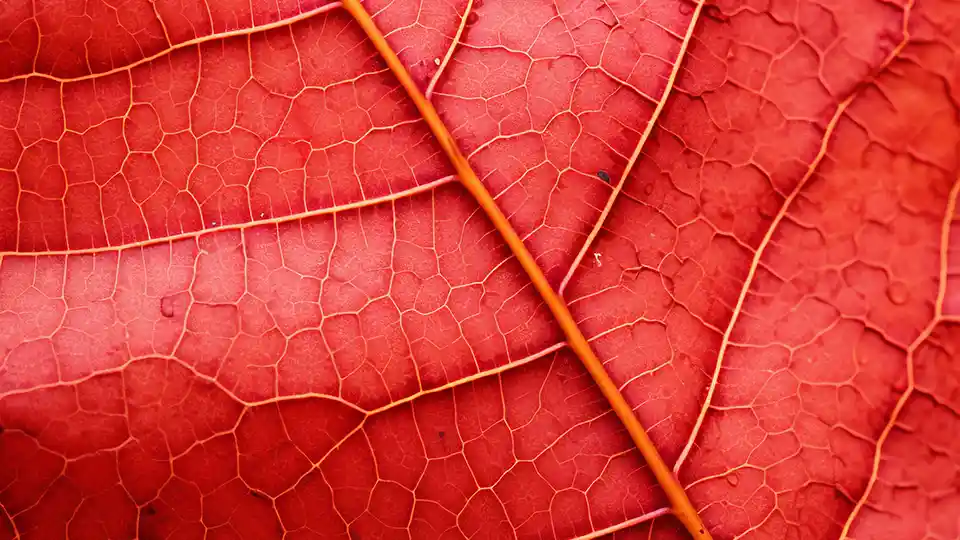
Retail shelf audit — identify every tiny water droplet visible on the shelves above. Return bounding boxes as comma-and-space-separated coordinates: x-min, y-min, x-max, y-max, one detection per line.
887, 281, 909, 305
160, 296, 176, 318
433, 57, 441, 66
211, 221, 217, 226
726, 473, 739, 486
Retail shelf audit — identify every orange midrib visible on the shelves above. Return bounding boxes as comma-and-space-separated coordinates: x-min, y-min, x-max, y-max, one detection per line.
339, 1, 711, 538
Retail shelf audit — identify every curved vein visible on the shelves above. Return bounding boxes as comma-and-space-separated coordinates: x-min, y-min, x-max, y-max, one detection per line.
0, 3, 344, 84
673, 0, 915, 474
424, 0, 474, 100
557, 0, 707, 297
838, 174, 960, 538
0, 175, 457, 258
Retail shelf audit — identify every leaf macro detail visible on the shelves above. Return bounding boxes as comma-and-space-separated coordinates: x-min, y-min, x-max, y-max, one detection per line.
0, 0, 958, 539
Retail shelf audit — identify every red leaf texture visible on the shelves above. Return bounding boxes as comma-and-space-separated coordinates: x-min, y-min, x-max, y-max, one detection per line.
0, 0, 958, 538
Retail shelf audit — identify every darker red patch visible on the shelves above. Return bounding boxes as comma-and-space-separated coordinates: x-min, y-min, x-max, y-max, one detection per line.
159, 296, 176, 318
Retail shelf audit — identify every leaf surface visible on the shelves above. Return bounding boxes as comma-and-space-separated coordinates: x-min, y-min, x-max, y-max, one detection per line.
1, 0, 958, 539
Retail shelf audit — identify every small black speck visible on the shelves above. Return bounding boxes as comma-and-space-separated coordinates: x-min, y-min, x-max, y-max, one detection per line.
249, 490, 264, 499
0, 424, 4, 435
597, 170, 611, 183
143, 505, 157, 516
438, 430, 445, 439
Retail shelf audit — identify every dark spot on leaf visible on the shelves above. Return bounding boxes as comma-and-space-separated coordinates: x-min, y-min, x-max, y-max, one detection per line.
249, 489, 264, 499
597, 170, 611, 183
143, 504, 157, 516
0, 424, 4, 435
887, 281, 910, 305
467, 12, 479, 25
438, 430, 445, 439
160, 296, 175, 318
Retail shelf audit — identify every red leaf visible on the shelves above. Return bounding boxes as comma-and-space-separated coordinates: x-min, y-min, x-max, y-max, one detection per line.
1, 0, 958, 538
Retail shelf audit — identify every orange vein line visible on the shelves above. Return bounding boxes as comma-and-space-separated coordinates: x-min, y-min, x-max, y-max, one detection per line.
673, 0, 914, 473
574, 506, 672, 540
672, 92, 856, 472
364, 342, 566, 415
557, 0, 706, 296
341, 1, 710, 538
839, 175, 960, 539
1, 343, 570, 441
0, 175, 456, 258
0, 503, 19, 540
0, 2, 344, 84
424, 0, 473, 100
